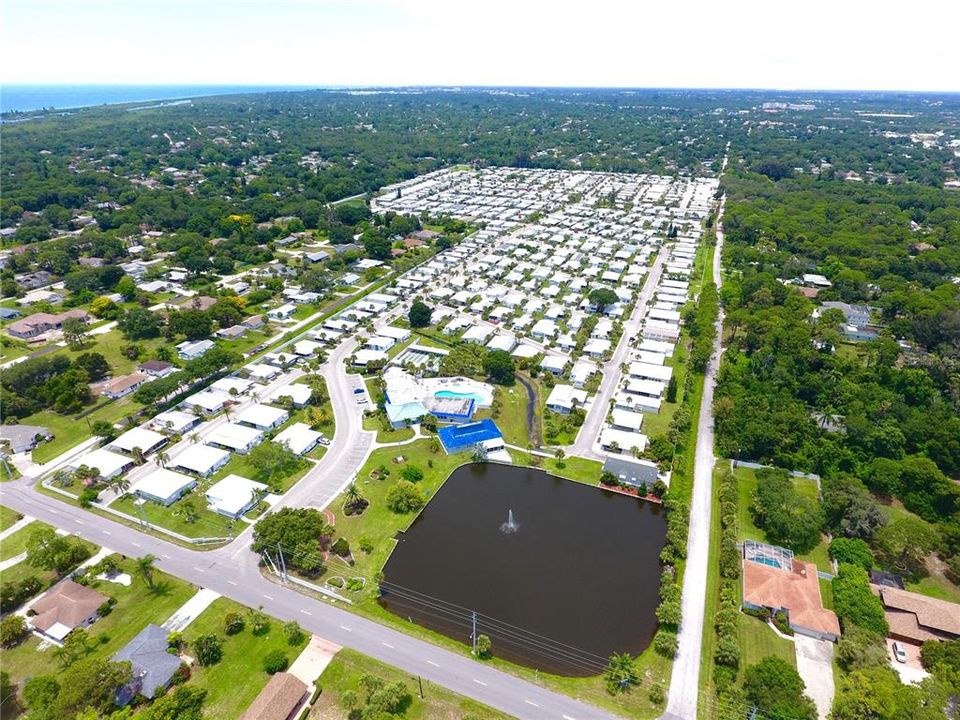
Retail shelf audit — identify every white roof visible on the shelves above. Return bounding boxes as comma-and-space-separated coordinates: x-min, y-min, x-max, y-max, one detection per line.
293, 340, 323, 356
273, 423, 322, 455
600, 427, 648, 452
541, 354, 568, 371
184, 390, 230, 412
207, 423, 264, 451
637, 338, 675, 357
132, 468, 196, 502
210, 377, 253, 395
583, 338, 611, 354
205, 474, 268, 516
378, 326, 411, 340
625, 378, 666, 398
611, 409, 644, 431
74, 448, 130, 479
150, 410, 198, 434
546, 384, 588, 409
511, 343, 540, 358
354, 349, 388, 365
245, 363, 281, 380
266, 383, 312, 405
486, 334, 516, 352
236, 404, 289, 428
174, 444, 231, 475
109, 427, 167, 454
628, 362, 673, 382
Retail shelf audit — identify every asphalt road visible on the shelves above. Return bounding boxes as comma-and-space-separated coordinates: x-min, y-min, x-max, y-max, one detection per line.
571, 246, 668, 459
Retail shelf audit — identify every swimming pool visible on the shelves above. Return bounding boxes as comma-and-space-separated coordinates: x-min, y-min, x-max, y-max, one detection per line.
435, 390, 486, 404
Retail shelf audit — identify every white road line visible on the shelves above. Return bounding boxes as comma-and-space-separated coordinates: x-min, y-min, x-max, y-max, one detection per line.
338, 623, 350, 630
226, 580, 238, 586
301, 610, 312, 616
426, 660, 439, 667
131, 542, 141, 547
563, 715, 578, 720
473, 679, 487, 686
161, 554, 171, 559
381, 642, 394, 649
263, 594, 273, 600
101, 530, 111, 535
75, 519, 83, 525
193, 567, 205, 573
525, 700, 539, 707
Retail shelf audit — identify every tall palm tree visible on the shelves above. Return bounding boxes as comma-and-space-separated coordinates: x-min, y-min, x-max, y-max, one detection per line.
136, 554, 157, 589
345, 483, 362, 506
131, 446, 144, 466
155, 450, 169, 468
189, 432, 200, 444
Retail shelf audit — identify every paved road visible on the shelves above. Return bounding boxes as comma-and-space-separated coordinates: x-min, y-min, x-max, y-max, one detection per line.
663, 194, 726, 720
571, 246, 668, 459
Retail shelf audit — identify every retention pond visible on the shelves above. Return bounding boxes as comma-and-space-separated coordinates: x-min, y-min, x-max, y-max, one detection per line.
380, 462, 667, 676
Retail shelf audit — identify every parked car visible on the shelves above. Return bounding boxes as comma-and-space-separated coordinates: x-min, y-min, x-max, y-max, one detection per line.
892, 641, 908, 663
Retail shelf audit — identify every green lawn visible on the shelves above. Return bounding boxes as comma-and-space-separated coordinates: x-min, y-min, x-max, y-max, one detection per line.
181, 597, 309, 719
492, 375, 539, 447
737, 613, 796, 671
699, 463, 726, 699
27, 395, 139, 463
0, 519, 52, 561
907, 573, 960, 604
60, 330, 168, 376
2, 555, 193, 686
210, 446, 311, 493
311, 647, 513, 720
0, 505, 23, 532
110, 494, 240, 541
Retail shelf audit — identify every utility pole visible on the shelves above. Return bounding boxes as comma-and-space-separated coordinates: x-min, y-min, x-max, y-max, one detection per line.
417, 675, 424, 699
277, 543, 287, 581
471, 611, 477, 655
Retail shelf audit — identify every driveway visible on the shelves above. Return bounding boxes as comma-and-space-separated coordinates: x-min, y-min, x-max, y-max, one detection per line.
794, 634, 835, 720
886, 638, 930, 685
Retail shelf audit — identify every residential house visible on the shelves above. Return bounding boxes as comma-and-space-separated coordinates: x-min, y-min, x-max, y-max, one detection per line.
113, 624, 184, 704
28, 579, 108, 641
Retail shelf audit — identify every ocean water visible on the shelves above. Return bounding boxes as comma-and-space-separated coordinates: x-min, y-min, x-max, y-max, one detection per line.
0, 85, 306, 113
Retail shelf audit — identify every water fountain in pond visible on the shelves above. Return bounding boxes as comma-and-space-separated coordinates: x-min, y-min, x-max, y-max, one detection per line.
500, 509, 519, 534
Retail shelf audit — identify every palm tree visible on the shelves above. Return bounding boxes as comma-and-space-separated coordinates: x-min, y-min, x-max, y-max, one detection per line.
109, 474, 131, 496
156, 450, 169, 468
135, 554, 157, 589
131, 446, 144, 466
345, 483, 362, 506
189, 432, 200, 444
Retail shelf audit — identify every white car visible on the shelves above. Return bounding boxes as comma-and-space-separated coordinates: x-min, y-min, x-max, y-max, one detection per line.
892, 641, 908, 664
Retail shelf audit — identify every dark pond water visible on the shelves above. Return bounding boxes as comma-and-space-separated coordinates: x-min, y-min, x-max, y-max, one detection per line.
379, 463, 667, 676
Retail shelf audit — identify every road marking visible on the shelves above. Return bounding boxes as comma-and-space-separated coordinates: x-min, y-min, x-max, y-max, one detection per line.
226, 580, 238, 586
338, 623, 350, 630
101, 530, 111, 535
524, 700, 539, 707
263, 594, 273, 600
131, 541, 141, 547
381, 642, 394, 649
301, 610, 312, 616
472, 679, 487, 686
563, 715, 578, 720
75, 519, 83, 525
426, 660, 439, 667
48, 508, 59, 515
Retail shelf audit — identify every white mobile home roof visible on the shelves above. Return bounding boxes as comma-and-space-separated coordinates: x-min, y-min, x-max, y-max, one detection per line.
173, 444, 231, 475
611, 409, 644, 431
273, 423, 322, 455
600, 427, 648, 453
628, 362, 673, 383
244, 363, 281, 381
109, 427, 167, 455
207, 423, 264, 451
150, 410, 199, 434
132, 468, 196, 505
74, 448, 131, 480
183, 390, 230, 413
266, 383, 312, 406
378, 326, 411, 341
210, 377, 254, 396
236, 404, 289, 429
205, 474, 268, 517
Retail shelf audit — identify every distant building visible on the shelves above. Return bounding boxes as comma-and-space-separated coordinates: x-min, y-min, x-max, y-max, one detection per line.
6, 309, 90, 339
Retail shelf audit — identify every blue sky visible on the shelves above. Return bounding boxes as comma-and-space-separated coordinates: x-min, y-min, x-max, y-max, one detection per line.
3, 0, 959, 91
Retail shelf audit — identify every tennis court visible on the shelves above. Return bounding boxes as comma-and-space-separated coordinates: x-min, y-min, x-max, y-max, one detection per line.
437, 418, 503, 453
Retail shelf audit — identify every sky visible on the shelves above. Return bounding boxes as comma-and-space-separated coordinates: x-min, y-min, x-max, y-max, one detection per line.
3, 0, 959, 91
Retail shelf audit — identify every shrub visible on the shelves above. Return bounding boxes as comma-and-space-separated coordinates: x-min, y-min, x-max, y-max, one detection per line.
828, 538, 874, 570
399, 465, 424, 483
171, 662, 191, 685
78, 488, 100, 507
649, 683, 666, 706
654, 631, 678, 658
192, 634, 222, 667
655, 597, 681, 627
358, 536, 374, 553
385, 480, 425, 513
282, 621, 305, 646
262, 649, 289, 674
714, 634, 741, 669
832, 563, 889, 636
772, 610, 793, 636
475, 634, 492, 659
331, 537, 350, 557
328, 577, 344, 588
223, 611, 245, 635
